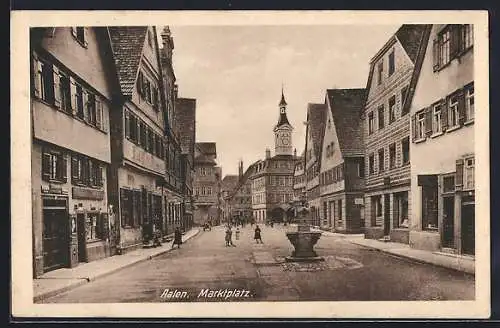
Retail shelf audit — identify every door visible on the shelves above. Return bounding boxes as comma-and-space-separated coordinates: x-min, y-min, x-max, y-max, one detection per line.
442, 196, 455, 248
461, 203, 475, 255
42, 199, 69, 272
383, 194, 390, 236
77, 213, 88, 262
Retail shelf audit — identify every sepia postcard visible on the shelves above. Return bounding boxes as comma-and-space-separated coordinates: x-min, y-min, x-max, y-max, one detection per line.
11, 10, 490, 319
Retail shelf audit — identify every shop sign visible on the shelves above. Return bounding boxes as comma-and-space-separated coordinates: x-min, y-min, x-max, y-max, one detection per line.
72, 186, 104, 200
354, 198, 364, 205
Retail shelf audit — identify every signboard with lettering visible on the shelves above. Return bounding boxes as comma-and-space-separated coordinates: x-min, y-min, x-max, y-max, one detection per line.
72, 187, 105, 200
354, 198, 364, 205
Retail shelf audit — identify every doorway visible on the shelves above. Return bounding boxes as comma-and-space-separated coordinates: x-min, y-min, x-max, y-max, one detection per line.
461, 203, 475, 255
442, 196, 455, 248
383, 194, 390, 236
42, 197, 69, 272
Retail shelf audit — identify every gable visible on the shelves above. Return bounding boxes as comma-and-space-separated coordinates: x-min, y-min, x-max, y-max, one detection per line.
320, 99, 343, 172
366, 39, 415, 102
305, 122, 317, 168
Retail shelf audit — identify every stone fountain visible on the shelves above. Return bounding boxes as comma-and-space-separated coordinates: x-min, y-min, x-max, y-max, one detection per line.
285, 197, 324, 262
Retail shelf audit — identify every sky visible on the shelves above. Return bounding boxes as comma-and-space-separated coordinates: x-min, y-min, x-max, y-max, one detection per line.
168, 25, 400, 176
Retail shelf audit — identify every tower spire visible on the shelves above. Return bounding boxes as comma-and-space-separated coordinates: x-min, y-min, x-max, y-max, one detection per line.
279, 83, 287, 107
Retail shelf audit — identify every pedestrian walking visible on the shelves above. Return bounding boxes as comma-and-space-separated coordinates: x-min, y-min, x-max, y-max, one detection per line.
172, 226, 182, 249
254, 225, 263, 244
235, 227, 240, 241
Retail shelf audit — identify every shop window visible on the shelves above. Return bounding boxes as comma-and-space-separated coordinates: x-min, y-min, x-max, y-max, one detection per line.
371, 195, 382, 226
86, 213, 104, 241
42, 150, 67, 183
393, 192, 409, 228
422, 182, 438, 230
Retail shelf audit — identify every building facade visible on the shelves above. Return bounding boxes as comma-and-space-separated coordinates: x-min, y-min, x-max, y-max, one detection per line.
107, 26, 170, 254
293, 151, 306, 200
408, 24, 475, 255
303, 103, 326, 227
30, 27, 118, 276
319, 89, 366, 233
193, 142, 221, 226
175, 97, 197, 232
250, 90, 299, 223
226, 161, 255, 223
362, 25, 427, 243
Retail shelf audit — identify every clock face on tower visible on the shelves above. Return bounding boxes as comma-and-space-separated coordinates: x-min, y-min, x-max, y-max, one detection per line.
280, 107, 286, 114
282, 136, 290, 146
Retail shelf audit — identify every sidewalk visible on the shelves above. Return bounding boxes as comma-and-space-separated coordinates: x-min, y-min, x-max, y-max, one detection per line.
33, 228, 201, 302
344, 237, 475, 275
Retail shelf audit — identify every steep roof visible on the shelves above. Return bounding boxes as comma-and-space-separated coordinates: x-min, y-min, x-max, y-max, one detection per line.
306, 103, 327, 158
221, 175, 239, 192
228, 161, 259, 199
195, 142, 217, 158
326, 88, 366, 155
108, 27, 148, 96
175, 98, 196, 159
395, 24, 428, 64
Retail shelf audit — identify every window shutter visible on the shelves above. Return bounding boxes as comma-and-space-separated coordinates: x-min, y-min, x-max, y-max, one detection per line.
83, 90, 90, 122
70, 78, 78, 115
441, 98, 448, 131
124, 110, 130, 138
71, 27, 77, 37
101, 102, 108, 133
432, 39, 439, 71
455, 159, 464, 190
52, 66, 61, 108
457, 90, 466, 125
83, 27, 89, 47
61, 154, 67, 182
450, 25, 461, 58
71, 156, 79, 182
425, 107, 433, 137
411, 114, 416, 142
42, 152, 51, 181
95, 98, 102, 129
33, 57, 42, 98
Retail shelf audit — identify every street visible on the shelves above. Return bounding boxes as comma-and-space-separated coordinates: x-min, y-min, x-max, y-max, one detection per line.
43, 225, 475, 303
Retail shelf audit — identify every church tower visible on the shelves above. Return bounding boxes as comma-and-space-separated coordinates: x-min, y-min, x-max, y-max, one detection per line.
274, 87, 294, 156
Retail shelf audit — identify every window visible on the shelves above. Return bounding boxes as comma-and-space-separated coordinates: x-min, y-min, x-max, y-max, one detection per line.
369, 154, 375, 174
371, 195, 382, 226
464, 157, 475, 190
465, 85, 474, 121
86, 93, 97, 126
377, 61, 383, 85
432, 103, 442, 134
357, 157, 365, 178
200, 167, 207, 176
58, 72, 72, 113
448, 95, 459, 127
71, 155, 103, 187
34, 59, 55, 103
443, 175, 455, 193
42, 150, 67, 182
402, 137, 410, 165
72, 27, 87, 47
462, 24, 474, 50
378, 105, 385, 129
436, 28, 451, 68
378, 149, 385, 173
401, 85, 409, 115
389, 96, 396, 123
86, 213, 104, 241
388, 50, 395, 76
120, 189, 142, 228
389, 143, 396, 169
416, 110, 426, 139
422, 183, 438, 230
393, 192, 409, 228
207, 187, 213, 195
75, 84, 84, 119
368, 112, 375, 135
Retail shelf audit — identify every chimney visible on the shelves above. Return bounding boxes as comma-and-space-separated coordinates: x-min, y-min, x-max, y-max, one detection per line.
238, 160, 243, 179
265, 148, 271, 159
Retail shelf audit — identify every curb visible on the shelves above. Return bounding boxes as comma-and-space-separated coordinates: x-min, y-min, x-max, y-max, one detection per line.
34, 228, 202, 302
348, 240, 475, 276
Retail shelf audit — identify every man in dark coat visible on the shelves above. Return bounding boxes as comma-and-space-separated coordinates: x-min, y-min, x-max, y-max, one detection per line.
172, 227, 182, 249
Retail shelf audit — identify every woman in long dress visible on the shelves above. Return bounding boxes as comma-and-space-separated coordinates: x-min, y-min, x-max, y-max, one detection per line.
254, 225, 263, 244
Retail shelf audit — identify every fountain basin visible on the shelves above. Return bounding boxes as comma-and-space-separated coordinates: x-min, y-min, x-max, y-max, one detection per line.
285, 230, 324, 262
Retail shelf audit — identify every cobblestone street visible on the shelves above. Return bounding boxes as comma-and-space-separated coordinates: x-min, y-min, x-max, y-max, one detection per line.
43, 225, 475, 303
